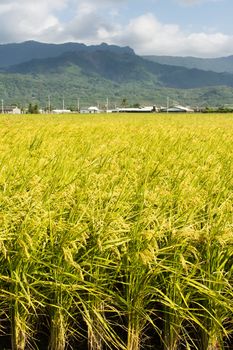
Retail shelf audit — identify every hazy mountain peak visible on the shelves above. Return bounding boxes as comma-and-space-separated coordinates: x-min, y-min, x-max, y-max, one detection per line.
0, 41, 135, 68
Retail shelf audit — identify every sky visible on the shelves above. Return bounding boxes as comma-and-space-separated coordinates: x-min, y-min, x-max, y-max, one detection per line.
0, 0, 232, 57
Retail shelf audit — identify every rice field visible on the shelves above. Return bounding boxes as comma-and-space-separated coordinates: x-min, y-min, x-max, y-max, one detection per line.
0, 113, 232, 350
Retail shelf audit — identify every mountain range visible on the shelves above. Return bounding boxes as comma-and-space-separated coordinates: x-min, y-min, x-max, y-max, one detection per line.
1, 41, 233, 108
143, 55, 233, 74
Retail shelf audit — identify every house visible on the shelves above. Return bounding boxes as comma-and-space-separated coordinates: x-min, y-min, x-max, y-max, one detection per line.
1, 106, 21, 114
80, 106, 101, 114
88, 106, 100, 113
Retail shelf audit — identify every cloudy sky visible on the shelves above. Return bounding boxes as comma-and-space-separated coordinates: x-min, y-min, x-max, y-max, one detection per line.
0, 0, 232, 57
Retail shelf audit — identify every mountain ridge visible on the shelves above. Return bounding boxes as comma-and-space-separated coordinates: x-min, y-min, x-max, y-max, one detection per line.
5, 49, 233, 89
0, 40, 135, 68
143, 54, 233, 74
1, 41, 233, 107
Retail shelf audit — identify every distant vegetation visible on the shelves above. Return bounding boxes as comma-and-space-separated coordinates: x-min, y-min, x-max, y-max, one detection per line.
1, 41, 233, 108
27, 103, 39, 114
0, 113, 232, 350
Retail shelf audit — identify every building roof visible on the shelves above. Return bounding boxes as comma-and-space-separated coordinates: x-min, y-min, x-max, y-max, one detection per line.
110, 106, 155, 113
167, 105, 194, 112
52, 109, 72, 113
2, 106, 20, 111
88, 106, 99, 111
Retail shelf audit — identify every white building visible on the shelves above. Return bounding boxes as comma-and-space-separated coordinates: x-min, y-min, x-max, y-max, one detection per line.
80, 106, 101, 114
88, 106, 100, 113
108, 106, 157, 113
52, 109, 72, 114
165, 105, 194, 113
1, 106, 21, 114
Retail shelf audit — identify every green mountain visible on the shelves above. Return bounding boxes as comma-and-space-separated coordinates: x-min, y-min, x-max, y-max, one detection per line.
6, 50, 233, 89
0, 41, 134, 68
143, 55, 233, 74
1, 68, 233, 109
1, 41, 233, 108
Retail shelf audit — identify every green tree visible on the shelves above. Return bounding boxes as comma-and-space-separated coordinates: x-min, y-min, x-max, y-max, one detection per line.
121, 98, 128, 107
27, 103, 39, 114
28, 103, 33, 114
33, 104, 39, 114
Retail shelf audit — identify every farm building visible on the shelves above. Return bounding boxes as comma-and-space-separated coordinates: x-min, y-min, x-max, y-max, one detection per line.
1, 106, 21, 114
88, 106, 100, 113
162, 105, 194, 113
80, 106, 101, 114
108, 106, 158, 113
52, 109, 72, 114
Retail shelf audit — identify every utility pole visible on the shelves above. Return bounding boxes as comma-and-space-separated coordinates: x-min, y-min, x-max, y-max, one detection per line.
106, 97, 109, 111
1, 99, 4, 114
62, 96, 65, 111
48, 95, 51, 113
77, 98, 80, 112
167, 97, 169, 113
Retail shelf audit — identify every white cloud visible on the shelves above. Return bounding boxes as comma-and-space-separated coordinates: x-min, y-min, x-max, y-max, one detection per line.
0, 0, 67, 42
0, 0, 232, 58
60, 9, 233, 58
110, 13, 233, 57
54, 0, 122, 44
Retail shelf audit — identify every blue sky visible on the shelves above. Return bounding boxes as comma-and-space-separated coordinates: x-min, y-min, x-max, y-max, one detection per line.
0, 0, 232, 57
